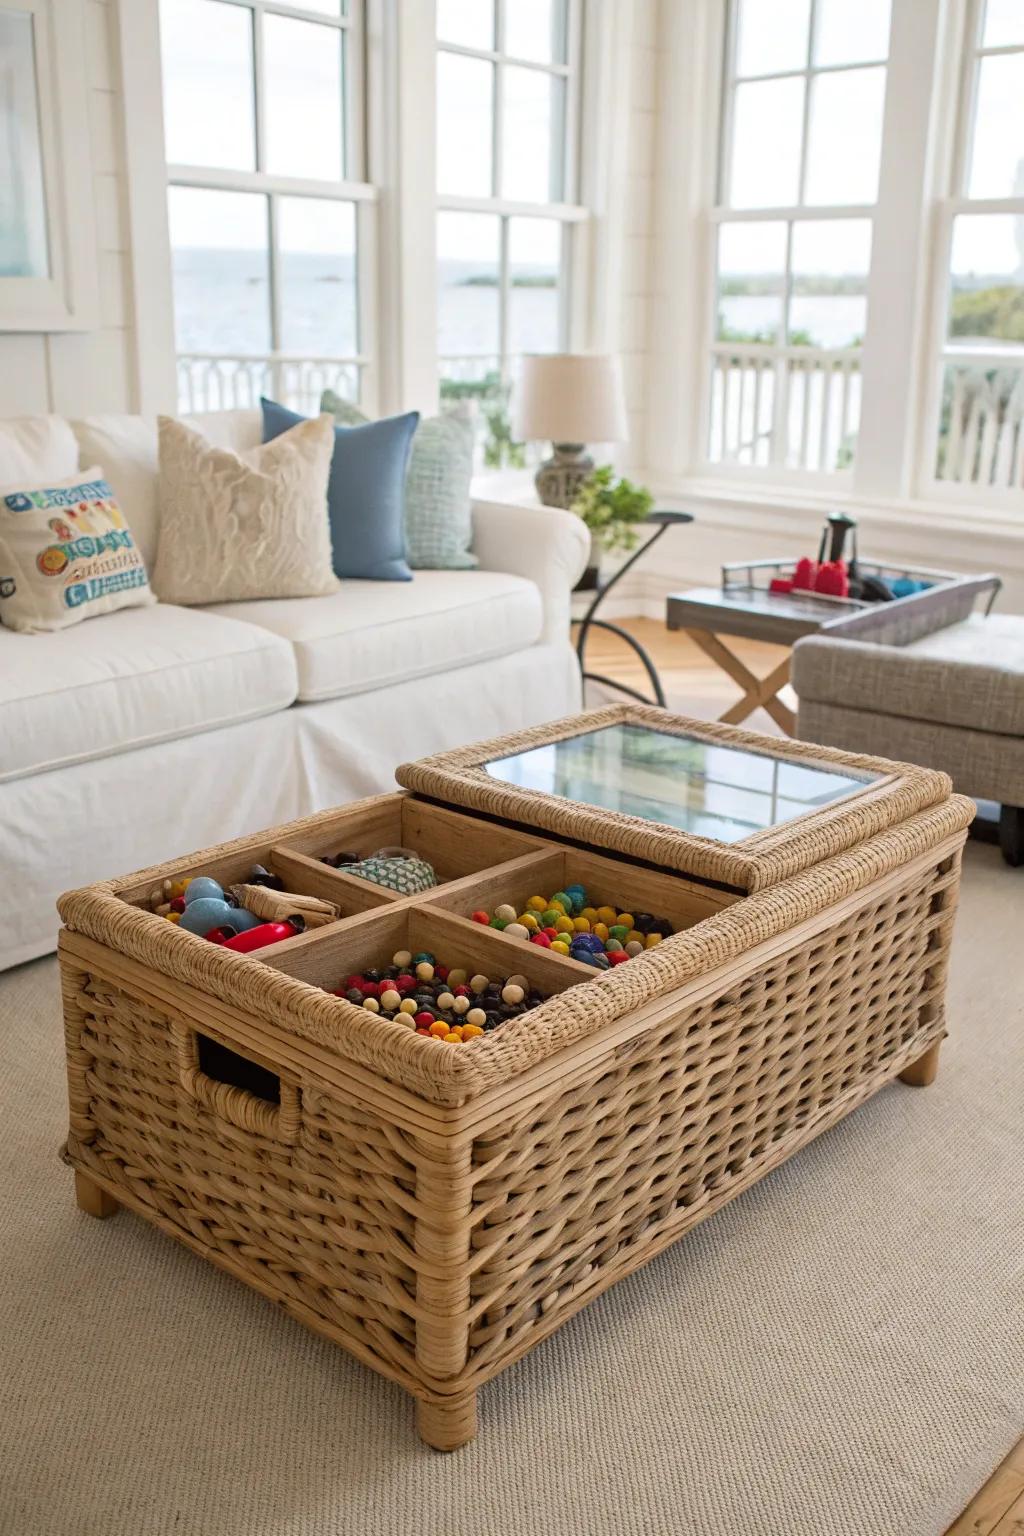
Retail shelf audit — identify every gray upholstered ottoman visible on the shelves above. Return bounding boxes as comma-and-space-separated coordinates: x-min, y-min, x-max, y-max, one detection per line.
793, 577, 1023, 864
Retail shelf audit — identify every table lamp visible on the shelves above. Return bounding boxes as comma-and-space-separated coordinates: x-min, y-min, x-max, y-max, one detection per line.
513, 353, 629, 508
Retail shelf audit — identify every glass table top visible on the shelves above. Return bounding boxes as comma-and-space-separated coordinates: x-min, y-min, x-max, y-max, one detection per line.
483, 723, 879, 844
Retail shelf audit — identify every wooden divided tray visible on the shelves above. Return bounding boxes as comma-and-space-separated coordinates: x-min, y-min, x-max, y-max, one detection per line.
56, 711, 974, 1451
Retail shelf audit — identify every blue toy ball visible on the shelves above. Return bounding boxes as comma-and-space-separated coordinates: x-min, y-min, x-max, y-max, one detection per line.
178, 898, 262, 936
183, 876, 225, 906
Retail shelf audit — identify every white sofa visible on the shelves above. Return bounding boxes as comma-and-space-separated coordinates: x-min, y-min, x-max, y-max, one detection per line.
0, 409, 588, 971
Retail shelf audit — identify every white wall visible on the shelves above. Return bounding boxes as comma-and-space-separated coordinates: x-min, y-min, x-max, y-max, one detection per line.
0, 0, 136, 419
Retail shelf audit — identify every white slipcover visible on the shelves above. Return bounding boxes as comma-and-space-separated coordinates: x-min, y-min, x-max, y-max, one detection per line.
0, 415, 79, 487
0, 603, 297, 783
202, 570, 543, 702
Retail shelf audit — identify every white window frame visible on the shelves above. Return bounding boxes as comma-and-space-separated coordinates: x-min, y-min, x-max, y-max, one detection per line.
435, 0, 589, 404
0, 0, 98, 332
165, 0, 380, 415
918, 0, 1024, 504
701, 0, 894, 488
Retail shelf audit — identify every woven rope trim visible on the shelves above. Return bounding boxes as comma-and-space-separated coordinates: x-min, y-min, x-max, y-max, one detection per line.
394, 702, 953, 892
57, 793, 972, 1107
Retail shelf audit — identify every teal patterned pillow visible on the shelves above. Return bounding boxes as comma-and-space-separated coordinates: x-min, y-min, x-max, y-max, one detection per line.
321, 390, 477, 570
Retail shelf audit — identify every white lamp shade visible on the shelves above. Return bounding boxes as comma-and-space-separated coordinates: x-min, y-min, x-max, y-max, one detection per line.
513, 354, 629, 444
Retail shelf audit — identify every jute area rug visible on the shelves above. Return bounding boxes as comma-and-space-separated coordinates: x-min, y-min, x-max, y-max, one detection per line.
1, 842, 1021, 1536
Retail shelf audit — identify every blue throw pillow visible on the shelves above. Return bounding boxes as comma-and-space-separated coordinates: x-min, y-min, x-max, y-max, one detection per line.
261, 398, 417, 581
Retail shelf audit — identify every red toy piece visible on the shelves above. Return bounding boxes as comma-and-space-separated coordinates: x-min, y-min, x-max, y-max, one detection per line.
216, 919, 303, 953
769, 577, 794, 594
814, 560, 849, 598
793, 557, 818, 591
471, 910, 489, 924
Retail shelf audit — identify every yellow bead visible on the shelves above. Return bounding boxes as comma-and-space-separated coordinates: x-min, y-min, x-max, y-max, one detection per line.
461, 1023, 484, 1038
581, 907, 597, 921
626, 930, 645, 946
547, 898, 567, 914
518, 912, 539, 931
616, 913, 635, 930
399, 998, 417, 1014
551, 940, 570, 954
526, 896, 547, 912
554, 915, 574, 933
168, 880, 189, 900
593, 922, 609, 942
444, 1032, 462, 1044
165, 911, 181, 924
596, 905, 617, 925
572, 916, 591, 932
645, 932, 662, 948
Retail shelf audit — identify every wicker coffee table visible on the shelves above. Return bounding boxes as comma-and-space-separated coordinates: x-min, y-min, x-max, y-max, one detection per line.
59, 705, 972, 1449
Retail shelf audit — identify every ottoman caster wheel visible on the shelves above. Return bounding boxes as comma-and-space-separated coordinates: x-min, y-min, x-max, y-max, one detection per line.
415, 1392, 478, 1451
999, 804, 1024, 867
74, 1170, 120, 1219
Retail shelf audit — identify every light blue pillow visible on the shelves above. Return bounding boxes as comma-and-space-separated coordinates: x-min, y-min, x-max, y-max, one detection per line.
261, 397, 416, 582
321, 390, 477, 571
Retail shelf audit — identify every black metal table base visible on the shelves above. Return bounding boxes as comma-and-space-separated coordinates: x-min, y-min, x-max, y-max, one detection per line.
574, 511, 694, 709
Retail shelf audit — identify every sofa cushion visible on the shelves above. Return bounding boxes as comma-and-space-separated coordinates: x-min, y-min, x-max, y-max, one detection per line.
202, 569, 543, 702
0, 415, 79, 485
0, 602, 297, 783
70, 410, 263, 568
152, 415, 338, 605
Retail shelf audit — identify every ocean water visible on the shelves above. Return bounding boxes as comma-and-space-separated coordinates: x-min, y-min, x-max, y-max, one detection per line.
172, 249, 560, 365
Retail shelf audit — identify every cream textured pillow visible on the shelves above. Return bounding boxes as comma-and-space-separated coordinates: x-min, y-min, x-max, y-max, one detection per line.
152, 414, 339, 605
0, 469, 154, 633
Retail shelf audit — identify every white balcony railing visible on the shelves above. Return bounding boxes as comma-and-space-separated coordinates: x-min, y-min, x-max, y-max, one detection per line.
176, 353, 363, 417
709, 344, 862, 474
937, 352, 1024, 490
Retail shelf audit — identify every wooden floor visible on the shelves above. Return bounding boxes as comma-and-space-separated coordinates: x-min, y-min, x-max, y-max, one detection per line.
575, 615, 794, 724
586, 615, 1023, 1536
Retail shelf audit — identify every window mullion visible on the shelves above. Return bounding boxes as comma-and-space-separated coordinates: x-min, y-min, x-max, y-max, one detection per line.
498, 214, 511, 385
267, 193, 283, 377
855, 0, 945, 500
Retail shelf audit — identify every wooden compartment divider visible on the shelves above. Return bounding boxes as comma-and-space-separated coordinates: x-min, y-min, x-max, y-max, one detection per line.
263, 902, 594, 994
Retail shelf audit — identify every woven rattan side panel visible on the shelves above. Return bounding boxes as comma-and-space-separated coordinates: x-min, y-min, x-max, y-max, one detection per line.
62, 968, 427, 1391
462, 850, 961, 1386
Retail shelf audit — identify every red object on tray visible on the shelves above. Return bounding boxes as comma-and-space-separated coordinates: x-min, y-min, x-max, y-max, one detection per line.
769, 577, 794, 593
814, 560, 849, 597
793, 557, 818, 591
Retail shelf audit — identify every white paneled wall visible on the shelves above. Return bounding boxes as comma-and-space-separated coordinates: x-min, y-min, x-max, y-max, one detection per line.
0, 0, 135, 418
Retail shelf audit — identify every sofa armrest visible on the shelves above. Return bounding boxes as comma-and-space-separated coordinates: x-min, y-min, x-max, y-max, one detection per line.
471, 497, 589, 645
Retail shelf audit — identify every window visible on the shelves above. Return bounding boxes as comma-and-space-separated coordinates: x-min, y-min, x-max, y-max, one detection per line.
709, 0, 892, 476
435, 0, 585, 464
932, 0, 1024, 493
160, 0, 373, 415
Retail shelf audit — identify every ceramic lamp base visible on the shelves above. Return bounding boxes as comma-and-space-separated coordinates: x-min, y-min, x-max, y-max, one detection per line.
534, 444, 594, 509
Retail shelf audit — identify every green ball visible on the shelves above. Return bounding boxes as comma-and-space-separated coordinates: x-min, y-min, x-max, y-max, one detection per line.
541, 909, 562, 928
609, 924, 629, 941
489, 916, 508, 930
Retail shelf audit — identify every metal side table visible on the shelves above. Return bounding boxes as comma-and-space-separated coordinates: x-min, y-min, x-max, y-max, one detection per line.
575, 510, 694, 707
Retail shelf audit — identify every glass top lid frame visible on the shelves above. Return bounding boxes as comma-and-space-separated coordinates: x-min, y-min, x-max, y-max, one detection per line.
395, 704, 952, 894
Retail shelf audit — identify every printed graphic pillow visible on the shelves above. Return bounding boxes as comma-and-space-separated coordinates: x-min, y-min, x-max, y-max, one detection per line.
0, 470, 154, 633
321, 390, 477, 570
153, 414, 339, 605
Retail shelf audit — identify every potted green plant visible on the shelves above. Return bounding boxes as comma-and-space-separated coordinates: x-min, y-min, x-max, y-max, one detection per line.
570, 466, 654, 590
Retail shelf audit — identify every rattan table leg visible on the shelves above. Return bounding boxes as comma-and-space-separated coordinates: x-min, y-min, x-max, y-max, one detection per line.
74, 1170, 120, 1219
416, 1392, 478, 1451
899, 1041, 941, 1087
